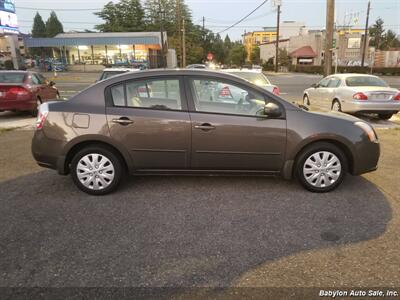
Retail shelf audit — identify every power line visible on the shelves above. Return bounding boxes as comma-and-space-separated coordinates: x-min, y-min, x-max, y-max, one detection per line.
16, 6, 100, 11
216, 0, 270, 34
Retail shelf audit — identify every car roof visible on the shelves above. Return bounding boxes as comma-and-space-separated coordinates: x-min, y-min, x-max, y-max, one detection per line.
328, 73, 380, 79
221, 68, 263, 73
102, 68, 140, 72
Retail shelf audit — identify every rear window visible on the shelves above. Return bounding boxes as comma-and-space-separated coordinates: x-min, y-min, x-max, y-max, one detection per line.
345, 76, 388, 87
0, 73, 26, 83
228, 72, 270, 86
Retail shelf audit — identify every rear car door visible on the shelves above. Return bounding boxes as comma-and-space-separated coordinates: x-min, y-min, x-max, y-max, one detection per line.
185, 76, 287, 171
325, 77, 341, 108
105, 76, 191, 170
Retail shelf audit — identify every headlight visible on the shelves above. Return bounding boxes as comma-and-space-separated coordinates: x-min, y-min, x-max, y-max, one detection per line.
354, 121, 378, 143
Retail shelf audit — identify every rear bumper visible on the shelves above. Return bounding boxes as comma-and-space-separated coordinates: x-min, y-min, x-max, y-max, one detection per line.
32, 130, 67, 174
0, 99, 35, 111
342, 99, 400, 113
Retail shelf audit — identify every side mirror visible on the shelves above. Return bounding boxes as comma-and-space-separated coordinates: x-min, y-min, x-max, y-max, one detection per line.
49, 81, 56, 87
311, 83, 318, 88
264, 102, 281, 118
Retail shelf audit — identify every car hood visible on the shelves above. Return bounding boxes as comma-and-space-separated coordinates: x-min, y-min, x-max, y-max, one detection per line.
307, 110, 362, 123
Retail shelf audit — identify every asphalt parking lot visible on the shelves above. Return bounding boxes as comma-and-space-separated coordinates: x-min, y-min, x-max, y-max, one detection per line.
0, 128, 399, 290
0, 72, 399, 295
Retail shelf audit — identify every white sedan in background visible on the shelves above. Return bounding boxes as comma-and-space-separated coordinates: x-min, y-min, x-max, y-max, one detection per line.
221, 69, 280, 95
303, 73, 400, 120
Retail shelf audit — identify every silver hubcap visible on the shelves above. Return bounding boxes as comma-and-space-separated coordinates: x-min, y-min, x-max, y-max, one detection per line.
303, 151, 341, 188
332, 102, 340, 111
76, 153, 115, 190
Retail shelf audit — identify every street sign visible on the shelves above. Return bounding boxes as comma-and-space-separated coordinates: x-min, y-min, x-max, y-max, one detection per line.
207, 52, 213, 61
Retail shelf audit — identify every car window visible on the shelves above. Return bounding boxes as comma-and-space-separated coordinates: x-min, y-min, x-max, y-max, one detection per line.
110, 84, 125, 106
318, 77, 331, 88
327, 78, 341, 88
189, 78, 266, 116
345, 76, 388, 87
227, 72, 271, 86
31, 74, 41, 85
110, 79, 182, 110
0, 73, 25, 83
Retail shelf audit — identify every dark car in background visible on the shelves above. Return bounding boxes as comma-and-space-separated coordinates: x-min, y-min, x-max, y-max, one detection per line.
32, 69, 380, 195
0, 71, 59, 116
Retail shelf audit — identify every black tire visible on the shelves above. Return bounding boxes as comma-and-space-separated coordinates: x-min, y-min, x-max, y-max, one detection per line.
331, 99, 342, 112
303, 94, 310, 106
31, 98, 42, 117
70, 145, 124, 195
295, 142, 347, 193
378, 113, 393, 120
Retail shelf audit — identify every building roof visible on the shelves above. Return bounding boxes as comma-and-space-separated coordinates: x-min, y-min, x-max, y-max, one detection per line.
24, 32, 164, 48
289, 46, 317, 58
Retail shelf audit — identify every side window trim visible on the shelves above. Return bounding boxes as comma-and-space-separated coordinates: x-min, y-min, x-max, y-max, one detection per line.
105, 76, 188, 112
183, 75, 286, 119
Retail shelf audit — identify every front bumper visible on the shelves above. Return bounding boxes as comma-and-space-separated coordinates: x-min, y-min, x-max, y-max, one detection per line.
351, 140, 380, 175
342, 99, 400, 113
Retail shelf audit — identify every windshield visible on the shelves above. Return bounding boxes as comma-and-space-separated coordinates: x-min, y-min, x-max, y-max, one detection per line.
228, 72, 271, 86
345, 76, 388, 87
0, 73, 26, 83
101, 71, 127, 80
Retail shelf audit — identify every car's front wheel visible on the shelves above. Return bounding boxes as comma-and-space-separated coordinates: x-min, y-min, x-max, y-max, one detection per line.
296, 142, 347, 193
70, 145, 123, 195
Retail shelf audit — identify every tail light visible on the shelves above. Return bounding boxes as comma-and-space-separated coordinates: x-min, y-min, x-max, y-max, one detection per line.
353, 92, 368, 100
36, 103, 49, 130
0, 86, 31, 100
394, 93, 400, 101
219, 86, 232, 98
272, 87, 280, 95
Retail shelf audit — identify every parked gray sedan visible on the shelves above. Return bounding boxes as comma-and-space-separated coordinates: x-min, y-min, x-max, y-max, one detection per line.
32, 69, 380, 195
303, 73, 400, 120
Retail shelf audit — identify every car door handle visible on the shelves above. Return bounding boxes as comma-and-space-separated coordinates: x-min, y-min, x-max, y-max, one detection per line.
194, 123, 216, 131
112, 117, 134, 125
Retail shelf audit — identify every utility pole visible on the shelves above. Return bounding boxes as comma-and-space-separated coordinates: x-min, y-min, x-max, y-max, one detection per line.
361, 0, 371, 67
182, 18, 186, 68
324, 0, 335, 76
275, 2, 281, 72
176, 0, 181, 67
159, 0, 166, 68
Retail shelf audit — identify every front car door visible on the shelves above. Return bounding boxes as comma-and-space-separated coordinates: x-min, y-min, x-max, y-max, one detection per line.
325, 77, 341, 109
309, 77, 331, 108
105, 76, 191, 170
185, 76, 287, 172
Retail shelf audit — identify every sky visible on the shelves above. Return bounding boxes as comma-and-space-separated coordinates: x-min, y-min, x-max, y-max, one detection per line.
15, 0, 400, 40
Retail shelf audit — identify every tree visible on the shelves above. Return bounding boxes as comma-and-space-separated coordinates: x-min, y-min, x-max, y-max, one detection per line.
45, 11, 64, 37
369, 18, 385, 50
250, 46, 260, 65
381, 30, 400, 50
95, 0, 145, 32
278, 48, 290, 66
228, 43, 247, 66
32, 12, 46, 37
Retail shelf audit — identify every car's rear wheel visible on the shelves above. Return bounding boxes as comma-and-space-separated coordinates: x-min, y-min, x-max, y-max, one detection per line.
378, 113, 393, 120
331, 100, 341, 112
303, 94, 310, 106
296, 142, 347, 193
70, 146, 123, 195
31, 98, 42, 117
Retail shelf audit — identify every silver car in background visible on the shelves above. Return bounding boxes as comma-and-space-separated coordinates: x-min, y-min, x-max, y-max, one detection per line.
221, 69, 280, 96
303, 73, 400, 120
